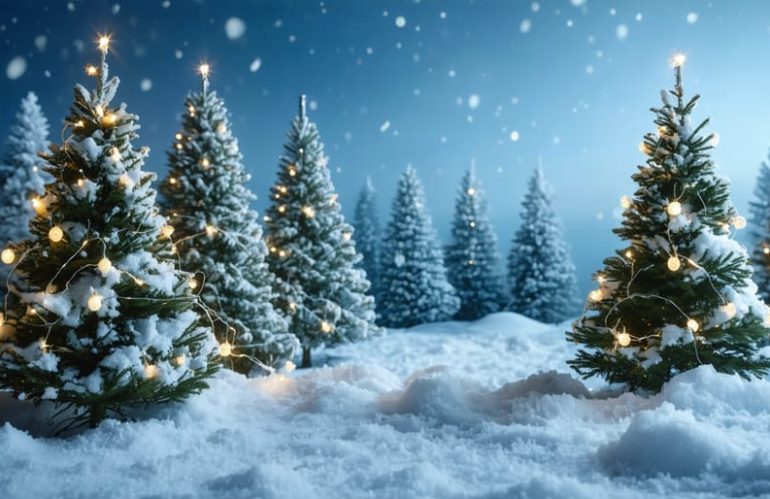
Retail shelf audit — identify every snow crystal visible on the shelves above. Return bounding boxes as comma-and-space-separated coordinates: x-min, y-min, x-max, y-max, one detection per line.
616, 24, 629, 40
570, 0, 586, 6
111, 4, 120, 14
467, 94, 481, 110
395, 16, 406, 28
140, 78, 152, 91
520, 19, 532, 34
687, 12, 699, 24
224, 17, 246, 40
510, 130, 520, 142
249, 57, 262, 72
174, 49, 183, 59
531, 2, 540, 12
379, 120, 391, 133
34, 35, 46, 51
6, 56, 26, 80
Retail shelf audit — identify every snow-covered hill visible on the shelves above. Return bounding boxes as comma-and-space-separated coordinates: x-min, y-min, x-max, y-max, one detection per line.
1, 312, 769, 498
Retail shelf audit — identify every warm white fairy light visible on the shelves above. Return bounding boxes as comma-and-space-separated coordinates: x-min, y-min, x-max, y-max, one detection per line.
620, 196, 632, 210
667, 255, 681, 272
269, 246, 277, 253
200, 157, 210, 168
764, 246, 770, 255
667, 201, 682, 217
31, 196, 44, 214
217, 123, 227, 134
205, 225, 218, 238
278, 205, 286, 214
169, 177, 177, 185
27, 305, 37, 316
1, 248, 15, 265
75, 120, 84, 128
95, 104, 104, 118
219, 342, 233, 357
320, 321, 333, 333
133, 277, 145, 287
588, 289, 603, 302
110, 147, 121, 162
118, 175, 133, 188
467, 187, 476, 196
0, 312, 4, 327
278, 250, 287, 258
188, 105, 195, 116
277, 185, 288, 194
721, 302, 737, 319
658, 125, 668, 135
686, 318, 700, 332
160, 225, 175, 239
733, 216, 747, 229
288, 166, 297, 176
469, 221, 476, 228
188, 277, 199, 290
174, 354, 186, 366
98, 35, 111, 53
144, 364, 158, 379
199, 64, 210, 78
342, 231, 352, 242
175, 133, 183, 141
302, 206, 316, 218
87, 292, 103, 312
671, 52, 686, 68
85, 65, 98, 76
624, 250, 633, 259
48, 226, 64, 243
597, 274, 606, 284
176, 143, 183, 151
615, 330, 631, 347
97, 257, 112, 275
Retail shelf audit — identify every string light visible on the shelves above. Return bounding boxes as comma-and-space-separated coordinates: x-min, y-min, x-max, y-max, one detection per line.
169, 177, 177, 185
160, 225, 175, 239
27, 306, 37, 316
133, 277, 145, 287
174, 354, 186, 366
302, 206, 316, 218
205, 225, 218, 238
48, 226, 64, 243
721, 302, 737, 319
87, 292, 103, 312
288, 166, 297, 176
615, 330, 631, 347
97, 257, 112, 275
342, 231, 352, 241
733, 216, 747, 229
666, 201, 682, 217
31, 196, 44, 213
118, 175, 133, 188
176, 143, 183, 151
175, 133, 183, 141
0, 312, 4, 327
198, 64, 210, 77
658, 125, 668, 135
588, 289, 603, 302
320, 321, 333, 333
102, 113, 117, 126
620, 196, 632, 209
686, 318, 700, 332
74, 120, 84, 128
1, 248, 15, 265
200, 157, 210, 168
98, 35, 111, 53
624, 250, 633, 259
467, 187, 476, 196
277, 185, 288, 194
278, 205, 286, 214
667, 255, 681, 272
144, 364, 158, 379
188, 277, 199, 290
85, 65, 98, 76
217, 123, 227, 134
95, 105, 104, 118
77, 179, 85, 187
469, 221, 476, 228
188, 105, 195, 116
110, 147, 121, 162
278, 250, 287, 258
764, 246, 770, 255
219, 342, 232, 357
671, 52, 686, 68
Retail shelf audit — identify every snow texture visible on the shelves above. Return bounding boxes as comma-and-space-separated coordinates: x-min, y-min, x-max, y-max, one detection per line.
1, 312, 769, 497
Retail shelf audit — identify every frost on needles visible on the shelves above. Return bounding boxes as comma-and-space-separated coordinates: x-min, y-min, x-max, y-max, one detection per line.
264, 96, 378, 368
569, 61, 770, 392
0, 44, 218, 432
160, 71, 298, 375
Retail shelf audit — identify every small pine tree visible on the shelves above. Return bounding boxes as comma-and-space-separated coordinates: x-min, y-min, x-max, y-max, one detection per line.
352, 177, 381, 300
379, 166, 460, 327
507, 167, 579, 323
568, 57, 770, 392
749, 155, 770, 301
160, 67, 298, 375
264, 96, 378, 368
0, 39, 218, 432
0, 93, 50, 290
445, 165, 505, 320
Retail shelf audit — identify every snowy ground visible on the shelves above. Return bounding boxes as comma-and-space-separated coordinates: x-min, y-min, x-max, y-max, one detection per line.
1, 312, 770, 498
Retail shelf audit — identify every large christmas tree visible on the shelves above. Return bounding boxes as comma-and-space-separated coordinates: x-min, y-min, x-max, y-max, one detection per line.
445, 166, 505, 320
160, 66, 298, 375
352, 177, 381, 302
0, 92, 50, 291
264, 96, 378, 368
749, 155, 770, 301
569, 56, 770, 392
507, 167, 578, 323
379, 166, 460, 327
0, 38, 218, 431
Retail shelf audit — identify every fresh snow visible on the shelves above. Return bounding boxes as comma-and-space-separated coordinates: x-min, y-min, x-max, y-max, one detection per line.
1, 312, 770, 498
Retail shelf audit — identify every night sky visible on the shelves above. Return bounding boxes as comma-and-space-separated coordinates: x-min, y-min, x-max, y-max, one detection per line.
2, 0, 770, 294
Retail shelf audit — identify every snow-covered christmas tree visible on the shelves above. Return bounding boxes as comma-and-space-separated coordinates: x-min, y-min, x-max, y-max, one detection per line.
749, 155, 770, 301
264, 96, 378, 367
160, 65, 298, 375
507, 167, 578, 323
379, 165, 459, 327
569, 55, 770, 392
352, 177, 381, 302
0, 92, 50, 292
445, 165, 505, 320
0, 37, 218, 431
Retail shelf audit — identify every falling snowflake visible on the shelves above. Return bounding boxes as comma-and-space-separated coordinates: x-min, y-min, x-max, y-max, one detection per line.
379, 121, 391, 133
249, 58, 262, 72
520, 19, 532, 33
140, 78, 152, 91
468, 94, 481, 110
510, 131, 520, 142
394, 253, 405, 267
395, 16, 406, 28
687, 12, 699, 24
225, 17, 246, 40
616, 24, 629, 40
6, 56, 26, 80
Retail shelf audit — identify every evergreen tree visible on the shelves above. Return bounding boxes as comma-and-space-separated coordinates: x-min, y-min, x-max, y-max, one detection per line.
379, 166, 460, 327
0, 93, 50, 290
160, 66, 298, 375
264, 96, 378, 368
445, 166, 505, 320
0, 38, 218, 432
749, 155, 770, 301
507, 167, 579, 323
352, 177, 380, 300
568, 56, 770, 392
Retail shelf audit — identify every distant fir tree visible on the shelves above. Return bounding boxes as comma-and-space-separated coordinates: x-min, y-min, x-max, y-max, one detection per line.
507, 167, 579, 323
264, 96, 378, 368
0, 39, 217, 432
0, 92, 50, 291
749, 155, 770, 301
569, 56, 770, 393
160, 66, 298, 375
445, 165, 505, 320
379, 166, 460, 327
352, 177, 381, 301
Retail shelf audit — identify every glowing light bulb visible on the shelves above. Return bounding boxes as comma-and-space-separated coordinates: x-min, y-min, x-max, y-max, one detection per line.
188, 105, 195, 115
733, 216, 747, 229
199, 64, 210, 77
31, 196, 43, 213
97, 257, 112, 275
85, 65, 98, 76
217, 124, 227, 134
87, 293, 103, 312
201, 157, 210, 168
288, 166, 297, 176
188, 277, 198, 290
302, 206, 316, 218
133, 277, 145, 286
667, 201, 682, 217
667, 255, 681, 272
110, 147, 121, 162
342, 231, 352, 241
118, 175, 133, 188
320, 321, 333, 333
27, 306, 37, 316
620, 196, 632, 209
1, 248, 15, 265
615, 331, 631, 347
597, 275, 606, 284
95, 105, 104, 118
721, 302, 737, 319
671, 53, 686, 68
161, 225, 175, 239
169, 177, 177, 185
278, 205, 286, 214
176, 143, 183, 151
205, 225, 217, 238
98, 35, 111, 53
0, 312, 4, 327
467, 187, 476, 196
175, 133, 183, 141
144, 364, 158, 379
278, 185, 288, 193
48, 226, 64, 243
588, 289, 603, 302
174, 354, 186, 366
77, 179, 85, 187
764, 246, 770, 255
103, 113, 117, 126
278, 250, 287, 258
624, 250, 633, 259
469, 221, 476, 228
686, 318, 700, 332
75, 120, 84, 128
219, 342, 232, 357
270, 246, 277, 253
639, 142, 651, 155
658, 125, 668, 135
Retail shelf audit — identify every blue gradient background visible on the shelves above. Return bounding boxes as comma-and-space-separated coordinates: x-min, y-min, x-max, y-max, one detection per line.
1, 0, 769, 295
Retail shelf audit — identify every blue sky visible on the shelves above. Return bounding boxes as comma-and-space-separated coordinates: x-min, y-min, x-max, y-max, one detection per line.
2, 0, 770, 294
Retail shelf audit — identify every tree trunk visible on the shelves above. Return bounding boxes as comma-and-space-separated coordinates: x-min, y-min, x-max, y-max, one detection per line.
301, 347, 312, 368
